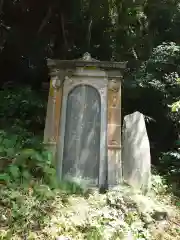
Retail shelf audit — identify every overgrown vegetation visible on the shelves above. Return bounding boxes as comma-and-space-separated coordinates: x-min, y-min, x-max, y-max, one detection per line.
0, 87, 85, 239
0, 86, 179, 240
0, 0, 180, 239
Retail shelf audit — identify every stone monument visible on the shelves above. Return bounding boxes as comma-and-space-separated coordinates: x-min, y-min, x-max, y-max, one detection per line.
122, 111, 151, 193
44, 53, 127, 190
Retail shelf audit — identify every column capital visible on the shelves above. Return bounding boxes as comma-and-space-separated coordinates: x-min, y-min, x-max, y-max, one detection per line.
50, 69, 74, 89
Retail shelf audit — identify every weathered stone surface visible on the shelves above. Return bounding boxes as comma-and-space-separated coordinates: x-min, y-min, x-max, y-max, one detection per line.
56, 236, 71, 240
122, 111, 151, 193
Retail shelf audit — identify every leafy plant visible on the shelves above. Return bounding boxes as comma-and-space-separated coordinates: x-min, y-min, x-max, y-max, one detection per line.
151, 174, 168, 195
0, 86, 46, 133
159, 151, 180, 176
171, 100, 180, 112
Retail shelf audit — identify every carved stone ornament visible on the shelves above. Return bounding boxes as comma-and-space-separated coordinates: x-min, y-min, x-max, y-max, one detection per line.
64, 69, 74, 81
81, 52, 99, 62
52, 76, 61, 89
82, 52, 92, 61
51, 69, 74, 89
109, 79, 120, 92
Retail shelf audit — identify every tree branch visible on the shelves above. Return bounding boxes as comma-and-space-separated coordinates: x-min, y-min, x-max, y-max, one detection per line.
60, 13, 68, 50
132, 47, 138, 60
87, 16, 93, 50
38, 7, 52, 34
0, 0, 4, 15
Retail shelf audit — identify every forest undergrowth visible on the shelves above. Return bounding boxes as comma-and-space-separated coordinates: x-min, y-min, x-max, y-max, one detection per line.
0, 87, 180, 240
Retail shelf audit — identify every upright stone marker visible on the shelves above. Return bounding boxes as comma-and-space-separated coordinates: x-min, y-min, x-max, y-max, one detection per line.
122, 111, 151, 193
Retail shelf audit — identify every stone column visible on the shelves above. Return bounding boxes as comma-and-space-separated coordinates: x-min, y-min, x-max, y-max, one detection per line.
107, 72, 122, 186
43, 73, 61, 161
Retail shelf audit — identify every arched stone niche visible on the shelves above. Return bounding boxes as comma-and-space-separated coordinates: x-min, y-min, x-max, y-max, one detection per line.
44, 53, 126, 189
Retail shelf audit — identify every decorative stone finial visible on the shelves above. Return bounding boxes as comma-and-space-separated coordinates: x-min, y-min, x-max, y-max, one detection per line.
82, 52, 92, 61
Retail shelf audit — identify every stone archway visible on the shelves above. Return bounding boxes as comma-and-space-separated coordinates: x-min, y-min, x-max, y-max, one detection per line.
62, 84, 101, 185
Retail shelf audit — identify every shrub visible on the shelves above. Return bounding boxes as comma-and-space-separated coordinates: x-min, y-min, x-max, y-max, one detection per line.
0, 86, 46, 133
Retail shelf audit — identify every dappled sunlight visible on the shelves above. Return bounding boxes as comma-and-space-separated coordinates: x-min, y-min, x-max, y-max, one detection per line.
2, 180, 180, 240
62, 85, 101, 185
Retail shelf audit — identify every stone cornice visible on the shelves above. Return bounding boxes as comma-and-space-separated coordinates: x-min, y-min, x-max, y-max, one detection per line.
48, 53, 126, 88
47, 53, 127, 72
47, 59, 127, 70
